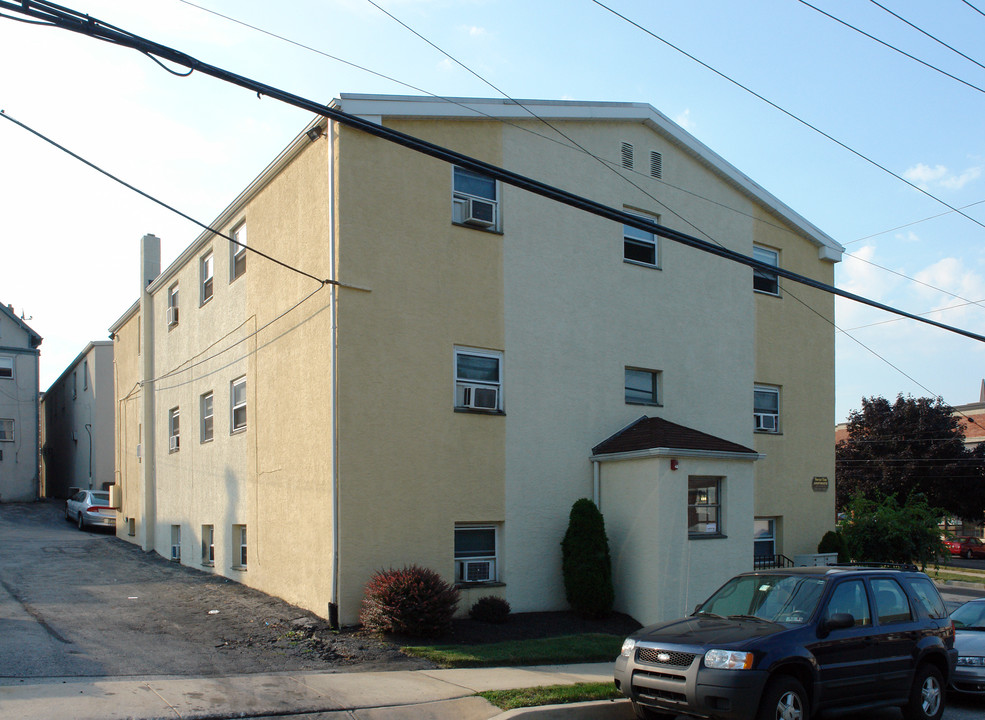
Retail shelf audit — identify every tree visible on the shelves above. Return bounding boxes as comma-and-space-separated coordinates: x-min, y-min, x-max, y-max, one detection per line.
561, 498, 614, 618
839, 492, 946, 568
836, 394, 985, 520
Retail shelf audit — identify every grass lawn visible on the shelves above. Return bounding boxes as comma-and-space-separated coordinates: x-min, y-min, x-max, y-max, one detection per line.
401, 632, 623, 668
479, 682, 623, 710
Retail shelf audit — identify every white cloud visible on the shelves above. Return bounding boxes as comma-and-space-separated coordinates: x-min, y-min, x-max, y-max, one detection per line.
893, 231, 921, 243
903, 162, 982, 191
464, 25, 488, 37
675, 109, 694, 131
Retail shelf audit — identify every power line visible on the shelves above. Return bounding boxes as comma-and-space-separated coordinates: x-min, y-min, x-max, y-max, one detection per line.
847, 199, 985, 245
3, 1, 985, 346
590, 0, 985, 239
962, 0, 985, 20
868, 0, 985, 72
838, 296, 985, 333
796, 0, 985, 95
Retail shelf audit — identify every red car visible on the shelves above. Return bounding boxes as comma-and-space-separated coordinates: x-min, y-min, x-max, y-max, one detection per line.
946, 536, 985, 559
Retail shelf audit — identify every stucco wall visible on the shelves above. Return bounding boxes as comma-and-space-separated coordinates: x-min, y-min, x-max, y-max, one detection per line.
0, 315, 40, 502
113, 309, 142, 540
602, 455, 756, 626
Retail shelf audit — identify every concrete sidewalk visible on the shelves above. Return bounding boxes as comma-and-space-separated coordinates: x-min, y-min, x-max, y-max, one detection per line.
0, 662, 632, 720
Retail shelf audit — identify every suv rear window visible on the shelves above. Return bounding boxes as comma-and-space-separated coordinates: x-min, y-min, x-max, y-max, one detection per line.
904, 576, 947, 619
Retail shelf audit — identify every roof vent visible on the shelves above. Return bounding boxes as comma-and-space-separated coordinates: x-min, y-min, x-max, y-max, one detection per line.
621, 142, 633, 169
650, 151, 663, 179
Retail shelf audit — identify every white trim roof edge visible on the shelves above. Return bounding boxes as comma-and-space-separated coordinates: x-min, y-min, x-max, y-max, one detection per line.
591, 447, 764, 463
337, 94, 843, 260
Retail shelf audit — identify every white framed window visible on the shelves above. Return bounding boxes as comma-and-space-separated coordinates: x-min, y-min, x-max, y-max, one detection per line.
452, 166, 499, 230
202, 524, 214, 566
200, 391, 214, 443
200, 251, 214, 305
688, 476, 722, 536
0, 418, 13, 442
170, 525, 181, 562
623, 213, 659, 267
168, 407, 180, 452
754, 518, 777, 560
625, 367, 661, 405
753, 244, 780, 295
454, 347, 502, 412
167, 283, 179, 328
232, 524, 247, 569
230, 376, 247, 433
230, 222, 247, 281
754, 385, 780, 433
0, 356, 11, 379
455, 524, 498, 584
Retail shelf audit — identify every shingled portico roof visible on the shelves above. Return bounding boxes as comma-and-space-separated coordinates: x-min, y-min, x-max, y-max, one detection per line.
592, 416, 759, 460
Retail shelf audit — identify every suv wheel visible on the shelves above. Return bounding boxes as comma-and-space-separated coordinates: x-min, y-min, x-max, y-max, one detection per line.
903, 664, 944, 720
631, 701, 675, 720
758, 676, 808, 720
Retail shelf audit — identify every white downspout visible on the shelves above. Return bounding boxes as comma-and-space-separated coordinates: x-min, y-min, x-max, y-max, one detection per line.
327, 121, 341, 629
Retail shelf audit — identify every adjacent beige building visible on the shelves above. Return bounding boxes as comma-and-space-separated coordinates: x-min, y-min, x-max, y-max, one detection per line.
0, 302, 42, 503
110, 95, 842, 626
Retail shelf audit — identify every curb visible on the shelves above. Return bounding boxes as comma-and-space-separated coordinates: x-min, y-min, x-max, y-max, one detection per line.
496, 699, 632, 719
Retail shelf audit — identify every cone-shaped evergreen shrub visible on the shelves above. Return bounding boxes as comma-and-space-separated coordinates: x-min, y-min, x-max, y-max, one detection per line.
817, 530, 847, 562
469, 595, 512, 624
359, 565, 459, 637
561, 498, 614, 618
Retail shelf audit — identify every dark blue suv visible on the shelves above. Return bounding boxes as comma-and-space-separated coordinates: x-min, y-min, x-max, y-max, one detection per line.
614, 566, 956, 720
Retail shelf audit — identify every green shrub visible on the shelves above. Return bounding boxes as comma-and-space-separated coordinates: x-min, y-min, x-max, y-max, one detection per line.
561, 498, 614, 619
359, 565, 459, 637
817, 530, 847, 562
469, 595, 511, 624
839, 492, 946, 569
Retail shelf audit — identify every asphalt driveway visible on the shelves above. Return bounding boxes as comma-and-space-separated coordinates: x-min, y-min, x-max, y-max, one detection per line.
0, 501, 424, 680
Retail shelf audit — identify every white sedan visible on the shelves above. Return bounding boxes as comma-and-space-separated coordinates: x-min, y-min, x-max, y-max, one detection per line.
65, 490, 116, 531
951, 598, 985, 695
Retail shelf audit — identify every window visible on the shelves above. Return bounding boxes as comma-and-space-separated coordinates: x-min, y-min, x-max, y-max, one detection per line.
0, 356, 11, 379
455, 524, 498, 583
230, 377, 247, 433
452, 166, 498, 229
167, 283, 179, 328
754, 518, 776, 559
200, 392, 214, 443
905, 577, 947, 619
625, 367, 660, 405
168, 407, 180, 452
230, 222, 247, 281
754, 385, 780, 433
0, 419, 13, 442
454, 347, 502, 411
825, 579, 871, 627
200, 251, 214, 304
72, 371, 77, 399
170, 525, 181, 562
753, 245, 779, 295
688, 477, 722, 536
872, 578, 912, 625
83, 360, 88, 390
623, 215, 659, 267
233, 524, 247, 569
202, 525, 215, 566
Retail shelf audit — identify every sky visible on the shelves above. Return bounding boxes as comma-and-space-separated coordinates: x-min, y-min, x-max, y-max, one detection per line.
1, 0, 984, 423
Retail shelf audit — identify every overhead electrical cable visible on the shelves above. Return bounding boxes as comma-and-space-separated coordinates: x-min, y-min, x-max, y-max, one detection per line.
962, 0, 985, 19
590, 0, 985, 238
847, 199, 985, 245
796, 0, 985, 95
869, 0, 985, 72
840, 296, 985, 333
2, 2, 985, 345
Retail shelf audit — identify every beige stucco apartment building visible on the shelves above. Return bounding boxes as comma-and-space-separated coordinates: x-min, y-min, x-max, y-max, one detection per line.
110, 95, 842, 626
0, 302, 42, 503
40, 341, 115, 499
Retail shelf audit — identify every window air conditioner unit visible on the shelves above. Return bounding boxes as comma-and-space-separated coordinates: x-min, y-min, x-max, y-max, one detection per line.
755, 413, 778, 431
167, 306, 178, 326
170, 545, 180, 562
169, 435, 179, 451
463, 559, 493, 583
460, 384, 499, 411
465, 198, 496, 227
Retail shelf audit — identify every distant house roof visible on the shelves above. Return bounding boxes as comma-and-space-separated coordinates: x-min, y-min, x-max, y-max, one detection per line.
592, 416, 759, 460
0, 302, 42, 348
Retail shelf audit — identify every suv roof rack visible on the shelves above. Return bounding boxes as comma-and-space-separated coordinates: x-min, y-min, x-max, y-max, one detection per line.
828, 562, 919, 572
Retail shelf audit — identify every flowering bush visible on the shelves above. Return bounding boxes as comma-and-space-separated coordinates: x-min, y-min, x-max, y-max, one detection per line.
359, 565, 459, 637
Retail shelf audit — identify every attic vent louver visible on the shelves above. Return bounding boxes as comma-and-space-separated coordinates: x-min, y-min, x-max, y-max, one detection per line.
621, 142, 633, 169
650, 151, 663, 179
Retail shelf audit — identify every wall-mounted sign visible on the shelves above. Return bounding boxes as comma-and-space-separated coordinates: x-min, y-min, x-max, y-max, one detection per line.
812, 476, 829, 491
